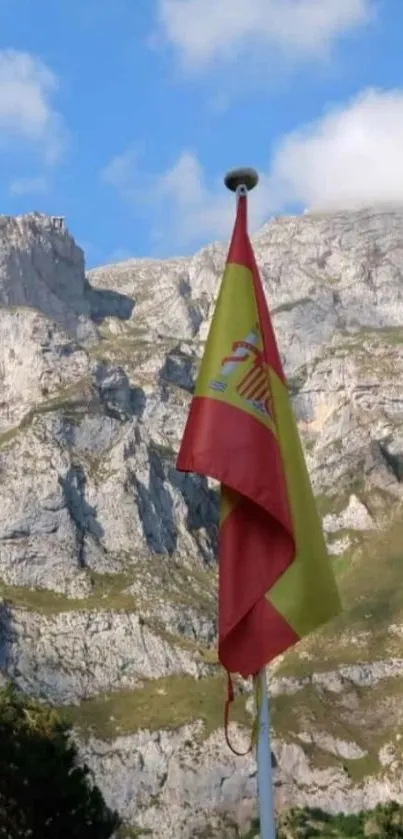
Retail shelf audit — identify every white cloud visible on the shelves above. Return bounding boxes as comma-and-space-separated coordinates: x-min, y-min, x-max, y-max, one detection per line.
101, 149, 137, 191
103, 87, 403, 251
268, 88, 403, 210
156, 0, 373, 69
9, 175, 48, 196
101, 148, 271, 247
148, 152, 235, 242
0, 50, 65, 163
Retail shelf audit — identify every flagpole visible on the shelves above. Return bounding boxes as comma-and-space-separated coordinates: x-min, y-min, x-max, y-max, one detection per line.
224, 167, 276, 839
254, 668, 276, 839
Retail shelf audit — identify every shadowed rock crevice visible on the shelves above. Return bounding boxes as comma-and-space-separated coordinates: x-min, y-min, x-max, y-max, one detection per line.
178, 276, 191, 298
123, 443, 218, 560
0, 602, 13, 688
59, 465, 104, 567
84, 280, 135, 324
377, 440, 403, 483
169, 468, 219, 561
159, 347, 196, 395
95, 362, 146, 421
128, 448, 177, 555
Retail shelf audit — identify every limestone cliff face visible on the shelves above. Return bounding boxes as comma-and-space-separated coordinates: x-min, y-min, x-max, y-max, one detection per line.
0, 213, 96, 342
1, 208, 403, 836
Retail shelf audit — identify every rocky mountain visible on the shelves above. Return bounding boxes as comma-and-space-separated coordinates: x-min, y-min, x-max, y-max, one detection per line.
1, 208, 403, 836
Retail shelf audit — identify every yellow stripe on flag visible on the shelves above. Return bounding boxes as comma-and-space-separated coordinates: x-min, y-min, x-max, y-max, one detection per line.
266, 368, 341, 636
220, 486, 240, 525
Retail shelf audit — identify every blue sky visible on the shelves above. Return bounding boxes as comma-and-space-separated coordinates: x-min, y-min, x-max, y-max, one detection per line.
0, 0, 402, 267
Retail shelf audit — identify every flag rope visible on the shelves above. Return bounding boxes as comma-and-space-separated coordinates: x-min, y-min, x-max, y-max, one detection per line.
223, 671, 260, 756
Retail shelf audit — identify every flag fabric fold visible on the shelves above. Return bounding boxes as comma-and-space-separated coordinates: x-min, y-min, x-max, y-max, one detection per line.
176, 193, 341, 680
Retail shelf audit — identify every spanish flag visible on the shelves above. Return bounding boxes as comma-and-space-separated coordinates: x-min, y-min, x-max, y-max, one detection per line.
176, 193, 341, 679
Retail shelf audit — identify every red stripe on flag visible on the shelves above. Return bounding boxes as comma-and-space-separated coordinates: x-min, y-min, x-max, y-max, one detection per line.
222, 353, 248, 366
232, 341, 260, 355
176, 397, 293, 533
220, 592, 299, 676
222, 341, 261, 368
219, 495, 297, 675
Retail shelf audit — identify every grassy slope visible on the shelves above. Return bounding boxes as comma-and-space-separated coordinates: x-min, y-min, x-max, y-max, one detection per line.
63, 673, 249, 740
0, 559, 216, 618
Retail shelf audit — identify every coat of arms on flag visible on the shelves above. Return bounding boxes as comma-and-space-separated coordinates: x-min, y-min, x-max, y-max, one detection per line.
208, 326, 273, 419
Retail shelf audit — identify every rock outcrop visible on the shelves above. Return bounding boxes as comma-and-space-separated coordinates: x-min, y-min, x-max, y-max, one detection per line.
1, 208, 403, 835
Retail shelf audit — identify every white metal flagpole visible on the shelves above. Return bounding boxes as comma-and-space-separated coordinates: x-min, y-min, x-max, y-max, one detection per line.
254, 668, 276, 839
223, 167, 277, 839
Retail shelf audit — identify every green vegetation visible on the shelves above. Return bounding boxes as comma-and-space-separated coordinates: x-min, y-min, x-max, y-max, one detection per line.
243, 803, 403, 839
271, 672, 403, 781
151, 441, 176, 460
288, 364, 309, 396
63, 673, 249, 741
353, 326, 403, 347
273, 297, 313, 316
333, 512, 403, 634
0, 684, 120, 838
89, 333, 177, 379
315, 470, 367, 519
243, 819, 260, 839
315, 492, 349, 518
330, 549, 352, 575
0, 558, 216, 618
335, 325, 403, 351
273, 803, 403, 839
0, 571, 137, 615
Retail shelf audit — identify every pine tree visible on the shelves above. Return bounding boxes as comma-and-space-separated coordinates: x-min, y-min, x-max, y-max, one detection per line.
0, 684, 120, 839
